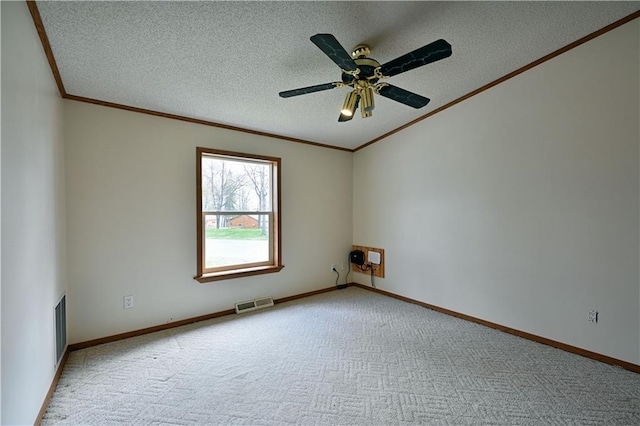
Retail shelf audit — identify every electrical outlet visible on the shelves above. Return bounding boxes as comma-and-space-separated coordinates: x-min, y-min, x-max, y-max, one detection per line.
331, 264, 336, 271
588, 309, 598, 323
124, 295, 134, 309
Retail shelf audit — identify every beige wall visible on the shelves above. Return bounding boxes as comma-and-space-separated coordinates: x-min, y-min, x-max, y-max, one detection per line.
353, 20, 640, 364
64, 101, 353, 343
1, 2, 68, 424
3, 4, 638, 422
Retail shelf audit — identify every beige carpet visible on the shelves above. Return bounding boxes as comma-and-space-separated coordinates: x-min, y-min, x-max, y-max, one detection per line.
43, 287, 640, 425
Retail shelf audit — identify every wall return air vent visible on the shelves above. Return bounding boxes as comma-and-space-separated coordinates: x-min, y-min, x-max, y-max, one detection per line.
235, 297, 274, 314
55, 294, 67, 366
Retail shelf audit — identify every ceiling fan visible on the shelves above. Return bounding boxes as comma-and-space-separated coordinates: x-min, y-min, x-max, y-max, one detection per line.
279, 34, 452, 122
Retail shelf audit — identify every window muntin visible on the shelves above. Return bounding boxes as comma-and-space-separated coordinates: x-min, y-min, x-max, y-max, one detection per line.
196, 148, 282, 282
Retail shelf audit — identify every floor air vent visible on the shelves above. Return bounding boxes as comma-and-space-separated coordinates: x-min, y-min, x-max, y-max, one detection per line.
235, 297, 274, 314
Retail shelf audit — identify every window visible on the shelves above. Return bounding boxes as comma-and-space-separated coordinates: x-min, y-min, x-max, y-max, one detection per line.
195, 147, 282, 282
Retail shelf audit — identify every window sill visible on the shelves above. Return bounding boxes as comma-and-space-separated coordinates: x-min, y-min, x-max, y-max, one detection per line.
194, 265, 284, 283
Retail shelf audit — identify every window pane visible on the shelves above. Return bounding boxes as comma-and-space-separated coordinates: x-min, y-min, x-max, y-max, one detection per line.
202, 156, 271, 212
240, 162, 271, 211
204, 214, 270, 269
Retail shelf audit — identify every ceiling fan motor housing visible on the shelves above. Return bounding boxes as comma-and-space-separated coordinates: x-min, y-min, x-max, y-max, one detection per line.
341, 57, 381, 85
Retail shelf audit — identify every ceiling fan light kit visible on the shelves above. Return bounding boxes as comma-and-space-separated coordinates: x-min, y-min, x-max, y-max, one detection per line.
279, 34, 452, 122
361, 84, 375, 113
341, 90, 358, 117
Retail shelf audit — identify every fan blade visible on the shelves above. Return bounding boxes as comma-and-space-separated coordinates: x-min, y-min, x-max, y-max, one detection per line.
279, 82, 340, 98
310, 34, 358, 72
378, 84, 430, 108
338, 96, 359, 122
378, 39, 451, 77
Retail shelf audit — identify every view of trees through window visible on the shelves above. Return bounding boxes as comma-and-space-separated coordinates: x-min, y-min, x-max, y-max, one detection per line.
201, 154, 273, 270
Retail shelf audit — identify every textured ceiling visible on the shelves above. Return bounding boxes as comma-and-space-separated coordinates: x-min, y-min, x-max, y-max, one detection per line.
36, 1, 639, 150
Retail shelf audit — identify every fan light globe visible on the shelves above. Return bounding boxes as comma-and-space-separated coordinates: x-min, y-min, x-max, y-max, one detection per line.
362, 87, 375, 113
341, 91, 358, 117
